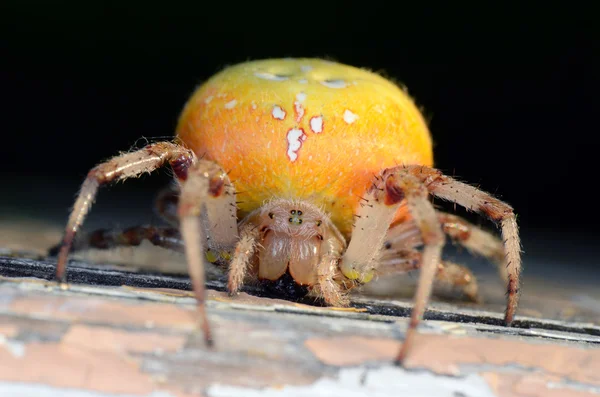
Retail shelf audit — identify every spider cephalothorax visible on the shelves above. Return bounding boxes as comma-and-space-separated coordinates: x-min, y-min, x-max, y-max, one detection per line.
244, 199, 345, 287
52, 58, 522, 366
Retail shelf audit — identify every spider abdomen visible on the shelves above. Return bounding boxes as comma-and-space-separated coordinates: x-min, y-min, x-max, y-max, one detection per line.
176, 58, 433, 237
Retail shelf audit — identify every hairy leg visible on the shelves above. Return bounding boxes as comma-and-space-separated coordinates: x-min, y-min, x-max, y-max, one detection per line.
438, 212, 507, 282
377, 250, 480, 303
54, 142, 195, 281
339, 170, 445, 365
382, 165, 521, 364
177, 159, 238, 346
397, 166, 521, 325
48, 225, 183, 256
435, 261, 480, 302
340, 165, 520, 366
227, 223, 261, 295
383, 211, 507, 282
315, 237, 348, 307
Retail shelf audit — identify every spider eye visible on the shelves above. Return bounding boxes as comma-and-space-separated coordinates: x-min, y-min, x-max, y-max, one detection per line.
316, 220, 322, 227
268, 212, 274, 219
290, 210, 297, 215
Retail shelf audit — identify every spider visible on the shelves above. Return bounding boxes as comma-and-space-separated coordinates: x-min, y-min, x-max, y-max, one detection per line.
52, 58, 522, 365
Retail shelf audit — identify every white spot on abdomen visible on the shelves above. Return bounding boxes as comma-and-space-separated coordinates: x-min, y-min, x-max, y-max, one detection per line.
255, 72, 288, 81
321, 79, 347, 89
292, 92, 307, 123
272, 105, 286, 120
343, 109, 359, 124
225, 100, 237, 109
310, 116, 323, 133
294, 102, 305, 123
204, 96, 214, 104
286, 128, 306, 162
300, 65, 313, 72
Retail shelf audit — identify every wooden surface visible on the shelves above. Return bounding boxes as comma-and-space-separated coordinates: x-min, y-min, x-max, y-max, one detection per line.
1, 217, 600, 396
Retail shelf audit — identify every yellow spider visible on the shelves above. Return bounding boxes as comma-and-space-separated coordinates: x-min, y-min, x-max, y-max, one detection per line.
53, 58, 521, 365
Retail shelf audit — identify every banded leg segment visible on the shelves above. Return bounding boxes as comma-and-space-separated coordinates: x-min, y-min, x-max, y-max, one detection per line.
438, 213, 507, 282
377, 251, 480, 303
316, 236, 348, 307
227, 224, 261, 295
398, 166, 522, 325
339, 170, 445, 365
49, 226, 183, 256
383, 172, 445, 365
178, 159, 238, 346
383, 212, 507, 282
55, 142, 195, 281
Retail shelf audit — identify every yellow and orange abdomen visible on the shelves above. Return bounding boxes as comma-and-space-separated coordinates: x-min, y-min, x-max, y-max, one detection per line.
176, 58, 433, 237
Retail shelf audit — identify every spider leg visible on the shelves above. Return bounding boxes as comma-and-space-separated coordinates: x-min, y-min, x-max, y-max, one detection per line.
227, 223, 260, 295
384, 211, 508, 283
48, 225, 183, 256
437, 212, 507, 281
177, 159, 238, 346
377, 252, 481, 303
339, 170, 444, 366
154, 185, 181, 227
54, 142, 195, 281
383, 165, 521, 365
341, 165, 520, 366
315, 236, 348, 307
397, 166, 521, 323
381, 171, 445, 365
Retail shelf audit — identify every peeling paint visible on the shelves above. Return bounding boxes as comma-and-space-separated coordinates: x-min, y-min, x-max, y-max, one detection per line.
305, 335, 600, 386
0, 334, 26, 357
207, 366, 496, 397
0, 383, 180, 397
2, 262, 600, 397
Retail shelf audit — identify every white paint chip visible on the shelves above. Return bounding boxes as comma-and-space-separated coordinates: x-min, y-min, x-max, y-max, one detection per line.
343, 109, 359, 124
286, 128, 305, 162
254, 72, 288, 81
272, 105, 286, 120
310, 116, 323, 133
207, 366, 497, 397
224, 100, 237, 109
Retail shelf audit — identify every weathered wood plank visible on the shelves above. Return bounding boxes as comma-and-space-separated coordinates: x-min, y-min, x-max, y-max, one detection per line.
1, 255, 600, 397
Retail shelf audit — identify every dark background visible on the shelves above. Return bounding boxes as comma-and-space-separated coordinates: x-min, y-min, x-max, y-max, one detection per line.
1, 3, 598, 251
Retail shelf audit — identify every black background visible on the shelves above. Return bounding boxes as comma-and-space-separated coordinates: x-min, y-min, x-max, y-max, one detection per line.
1, 3, 598, 242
